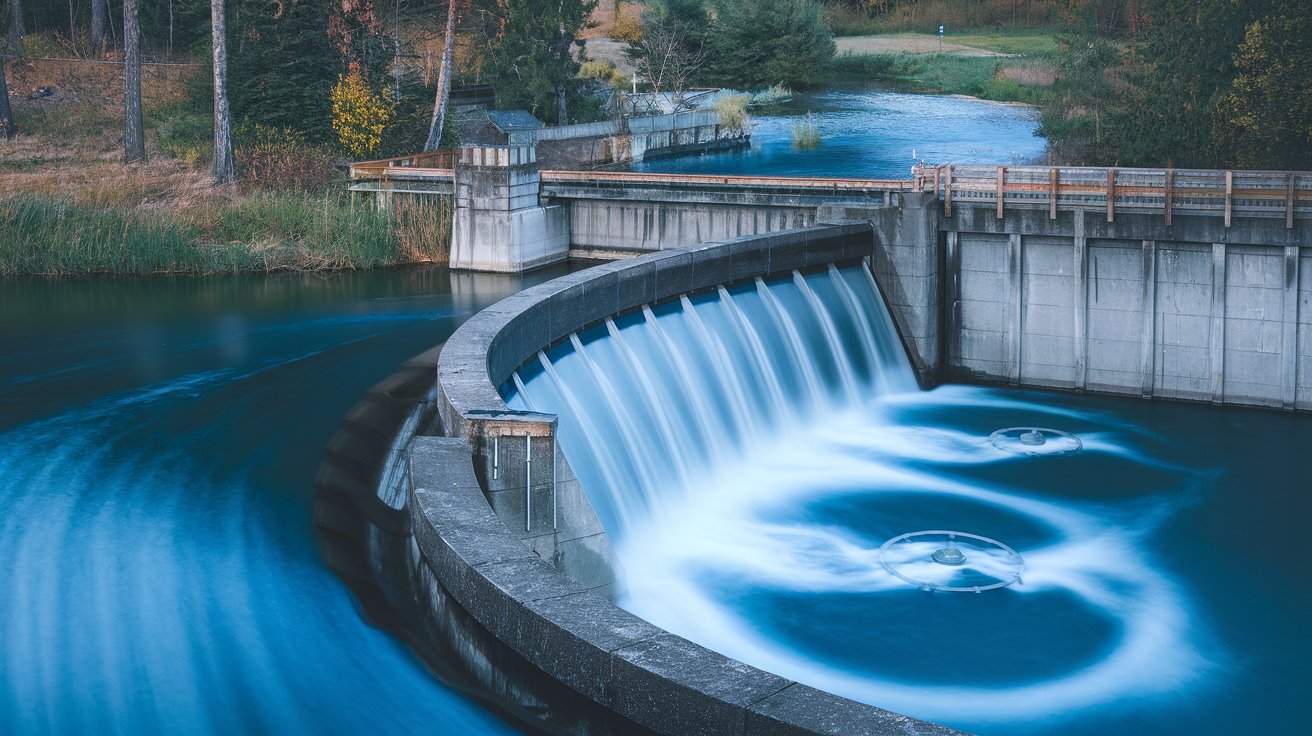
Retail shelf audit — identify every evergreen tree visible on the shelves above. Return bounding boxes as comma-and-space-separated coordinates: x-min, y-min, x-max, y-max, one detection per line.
227, 0, 339, 142
1102, 0, 1253, 167
1213, 1, 1312, 170
702, 0, 834, 89
468, 0, 596, 124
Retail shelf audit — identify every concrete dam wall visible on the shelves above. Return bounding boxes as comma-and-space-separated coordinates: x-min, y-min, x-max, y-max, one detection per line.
408, 226, 967, 735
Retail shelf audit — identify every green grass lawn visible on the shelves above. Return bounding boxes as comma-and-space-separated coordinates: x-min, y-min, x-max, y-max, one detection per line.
935, 31, 1062, 56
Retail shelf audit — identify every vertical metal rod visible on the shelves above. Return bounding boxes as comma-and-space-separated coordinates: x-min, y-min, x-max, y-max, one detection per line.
552, 438, 558, 531
525, 434, 532, 532
492, 434, 499, 480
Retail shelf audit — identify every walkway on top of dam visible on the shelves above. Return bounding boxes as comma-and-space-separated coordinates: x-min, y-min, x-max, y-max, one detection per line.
347, 149, 1312, 225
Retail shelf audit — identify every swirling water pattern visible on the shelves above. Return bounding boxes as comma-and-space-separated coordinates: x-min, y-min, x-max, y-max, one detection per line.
0, 269, 567, 735
507, 264, 1312, 735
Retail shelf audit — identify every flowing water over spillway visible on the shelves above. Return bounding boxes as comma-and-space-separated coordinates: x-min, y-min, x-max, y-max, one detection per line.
0, 268, 576, 735
632, 88, 1047, 178
506, 264, 1312, 735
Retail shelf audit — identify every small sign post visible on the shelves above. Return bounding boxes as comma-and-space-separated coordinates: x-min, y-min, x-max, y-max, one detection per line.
939, 25, 945, 53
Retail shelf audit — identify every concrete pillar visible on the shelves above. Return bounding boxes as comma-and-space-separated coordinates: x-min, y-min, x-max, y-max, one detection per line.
818, 193, 941, 386
1283, 245, 1301, 409
451, 145, 570, 273
1073, 210, 1088, 389
1141, 239, 1157, 397
1007, 232, 1022, 384
1211, 243, 1227, 403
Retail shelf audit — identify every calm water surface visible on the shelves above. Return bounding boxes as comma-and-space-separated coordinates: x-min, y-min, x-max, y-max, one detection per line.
0, 267, 571, 734
633, 87, 1047, 178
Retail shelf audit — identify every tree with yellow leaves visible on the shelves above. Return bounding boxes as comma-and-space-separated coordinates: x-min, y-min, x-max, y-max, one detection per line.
330, 70, 395, 159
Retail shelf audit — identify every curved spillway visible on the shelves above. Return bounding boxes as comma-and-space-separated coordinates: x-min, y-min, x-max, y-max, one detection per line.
505, 263, 1311, 735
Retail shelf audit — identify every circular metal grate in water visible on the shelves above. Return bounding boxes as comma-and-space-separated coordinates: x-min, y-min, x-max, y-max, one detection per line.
879, 530, 1025, 593
989, 427, 1083, 456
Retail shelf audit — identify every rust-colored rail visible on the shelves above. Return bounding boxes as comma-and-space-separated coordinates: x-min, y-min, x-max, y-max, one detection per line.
918, 163, 1312, 227
541, 169, 913, 191
348, 149, 455, 179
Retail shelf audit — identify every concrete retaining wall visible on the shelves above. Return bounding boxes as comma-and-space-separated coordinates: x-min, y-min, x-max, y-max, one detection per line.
424, 224, 967, 734
945, 206, 1311, 409
512, 111, 748, 167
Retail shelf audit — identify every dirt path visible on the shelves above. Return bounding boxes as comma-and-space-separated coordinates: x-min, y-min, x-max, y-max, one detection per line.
838, 34, 1013, 57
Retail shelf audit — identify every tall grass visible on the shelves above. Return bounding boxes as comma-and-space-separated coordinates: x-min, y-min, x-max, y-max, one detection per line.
0, 193, 431, 276
792, 113, 821, 149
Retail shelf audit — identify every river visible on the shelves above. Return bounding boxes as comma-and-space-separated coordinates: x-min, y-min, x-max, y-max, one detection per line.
633, 87, 1047, 178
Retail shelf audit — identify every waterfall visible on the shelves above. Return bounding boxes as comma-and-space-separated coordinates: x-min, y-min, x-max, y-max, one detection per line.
503, 262, 916, 535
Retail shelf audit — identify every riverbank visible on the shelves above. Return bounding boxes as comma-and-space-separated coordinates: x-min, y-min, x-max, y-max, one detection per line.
825, 31, 1058, 105
1, 57, 448, 277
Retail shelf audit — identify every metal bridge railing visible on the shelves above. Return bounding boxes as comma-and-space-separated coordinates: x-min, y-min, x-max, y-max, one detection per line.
916, 163, 1312, 227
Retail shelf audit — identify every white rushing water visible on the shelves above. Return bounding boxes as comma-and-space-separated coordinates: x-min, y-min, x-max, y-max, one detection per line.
505, 263, 1218, 734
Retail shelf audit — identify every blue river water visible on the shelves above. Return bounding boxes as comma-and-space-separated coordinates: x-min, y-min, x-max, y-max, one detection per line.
633, 87, 1047, 178
4, 88, 1303, 735
0, 268, 576, 735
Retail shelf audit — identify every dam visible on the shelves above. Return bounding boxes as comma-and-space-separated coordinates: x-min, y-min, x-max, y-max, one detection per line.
319, 145, 1311, 733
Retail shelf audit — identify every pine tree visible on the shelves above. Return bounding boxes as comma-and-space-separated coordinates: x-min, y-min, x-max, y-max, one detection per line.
228, 0, 338, 142
1214, 1, 1312, 170
469, 0, 596, 124
702, 0, 834, 89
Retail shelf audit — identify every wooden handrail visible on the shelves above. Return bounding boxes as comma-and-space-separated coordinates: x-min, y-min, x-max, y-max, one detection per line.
922, 163, 1312, 223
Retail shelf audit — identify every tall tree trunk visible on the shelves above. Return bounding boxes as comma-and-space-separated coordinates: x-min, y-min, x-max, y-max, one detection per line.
555, 6, 568, 124
123, 0, 144, 162
8, 0, 24, 49
211, 0, 234, 184
0, 57, 16, 139
424, 0, 457, 151
91, 0, 106, 56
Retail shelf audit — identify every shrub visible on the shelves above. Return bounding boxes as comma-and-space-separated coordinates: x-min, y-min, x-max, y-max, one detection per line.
235, 123, 338, 192
751, 84, 793, 106
579, 59, 629, 89
715, 93, 751, 132
330, 71, 395, 159
610, 12, 644, 43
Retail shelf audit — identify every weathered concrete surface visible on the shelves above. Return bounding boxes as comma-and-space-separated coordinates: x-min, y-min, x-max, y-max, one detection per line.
451, 146, 571, 272
420, 224, 978, 733
945, 205, 1311, 410
820, 194, 941, 386
406, 434, 967, 735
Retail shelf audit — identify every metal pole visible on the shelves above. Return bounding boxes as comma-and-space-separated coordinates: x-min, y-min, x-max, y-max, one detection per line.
492, 434, 499, 479
525, 434, 532, 532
